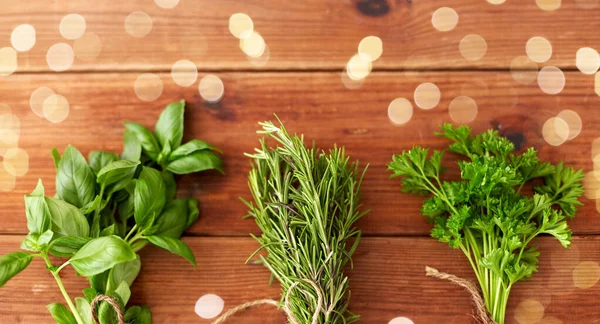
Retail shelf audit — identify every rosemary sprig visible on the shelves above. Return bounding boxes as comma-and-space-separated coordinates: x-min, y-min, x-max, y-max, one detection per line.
243, 119, 368, 324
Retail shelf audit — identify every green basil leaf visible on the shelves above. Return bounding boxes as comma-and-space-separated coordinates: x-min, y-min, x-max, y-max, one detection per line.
155, 100, 185, 151
117, 180, 136, 222
38, 229, 54, 247
89, 271, 109, 294
137, 305, 152, 324
88, 151, 119, 174
98, 289, 126, 324
20, 229, 53, 252
51, 147, 61, 169
82, 287, 98, 303
70, 236, 136, 277
124, 306, 141, 323
100, 224, 116, 237
20, 233, 40, 252
96, 160, 140, 191
146, 236, 196, 267
76, 297, 93, 324
150, 199, 188, 238
46, 303, 77, 324
122, 129, 142, 161
169, 139, 221, 161
24, 179, 52, 234
48, 236, 92, 257
131, 239, 148, 252
124, 305, 152, 324
46, 197, 90, 237
80, 195, 102, 215
162, 170, 177, 202
166, 150, 223, 175
123, 122, 161, 161
186, 198, 200, 229
108, 255, 140, 291
0, 252, 34, 287
56, 145, 96, 208
134, 167, 166, 229
114, 281, 131, 305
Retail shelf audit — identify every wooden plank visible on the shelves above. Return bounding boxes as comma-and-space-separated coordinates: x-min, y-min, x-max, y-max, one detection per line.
1, 0, 599, 71
1, 71, 599, 236
0, 236, 598, 323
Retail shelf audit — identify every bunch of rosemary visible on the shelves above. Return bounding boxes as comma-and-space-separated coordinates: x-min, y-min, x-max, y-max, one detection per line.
243, 120, 367, 324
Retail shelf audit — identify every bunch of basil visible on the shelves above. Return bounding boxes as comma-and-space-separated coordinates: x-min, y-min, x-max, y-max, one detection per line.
0, 101, 222, 324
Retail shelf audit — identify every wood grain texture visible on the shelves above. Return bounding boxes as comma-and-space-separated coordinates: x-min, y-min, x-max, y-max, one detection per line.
1, 71, 599, 236
0, 236, 598, 323
1, 0, 599, 71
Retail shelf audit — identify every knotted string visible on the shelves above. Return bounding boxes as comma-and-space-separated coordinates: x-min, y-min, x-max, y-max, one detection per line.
425, 266, 495, 324
90, 294, 125, 324
211, 279, 323, 324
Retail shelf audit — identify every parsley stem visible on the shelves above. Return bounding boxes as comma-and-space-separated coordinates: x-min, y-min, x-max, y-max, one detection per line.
41, 253, 85, 324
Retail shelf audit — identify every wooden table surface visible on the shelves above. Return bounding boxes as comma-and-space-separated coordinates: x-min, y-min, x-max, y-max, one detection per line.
1, 0, 600, 323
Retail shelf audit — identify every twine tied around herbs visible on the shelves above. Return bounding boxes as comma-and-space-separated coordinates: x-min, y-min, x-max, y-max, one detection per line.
425, 266, 496, 324
90, 294, 125, 324
211, 279, 323, 324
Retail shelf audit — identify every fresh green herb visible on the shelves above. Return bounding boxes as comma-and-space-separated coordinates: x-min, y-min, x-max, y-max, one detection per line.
244, 119, 367, 324
0, 101, 222, 324
388, 123, 584, 324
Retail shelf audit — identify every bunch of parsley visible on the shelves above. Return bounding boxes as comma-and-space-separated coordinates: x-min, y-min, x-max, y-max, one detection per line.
244, 120, 367, 324
388, 124, 584, 324
0, 101, 222, 324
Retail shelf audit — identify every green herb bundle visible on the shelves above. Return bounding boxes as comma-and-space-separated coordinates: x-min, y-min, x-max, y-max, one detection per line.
0, 101, 222, 324
388, 124, 584, 324
243, 120, 367, 324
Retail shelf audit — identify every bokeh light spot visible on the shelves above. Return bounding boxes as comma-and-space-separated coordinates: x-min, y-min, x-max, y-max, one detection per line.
514, 299, 544, 324
536, 0, 562, 11
73, 32, 102, 61
171, 60, 198, 87
346, 54, 372, 81
199, 75, 224, 103
449, 96, 478, 124
537, 66, 565, 95
194, 294, 224, 319
134, 73, 163, 101
556, 109, 582, 140
542, 116, 569, 146
154, 0, 179, 9
572, 261, 600, 289
510, 56, 538, 84
388, 98, 413, 126
389, 317, 415, 324
43, 94, 70, 123
432, 7, 458, 32
0, 47, 18, 76
526, 37, 553, 63
125, 12, 153, 38
229, 13, 254, 39
358, 36, 383, 62
3, 147, 29, 177
575, 47, 600, 75
30, 87, 55, 118
60, 14, 86, 40
11, 24, 36, 52
414, 83, 441, 110
459, 34, 487, 61
46, 43, 74, 72
239, 31, 265, 58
